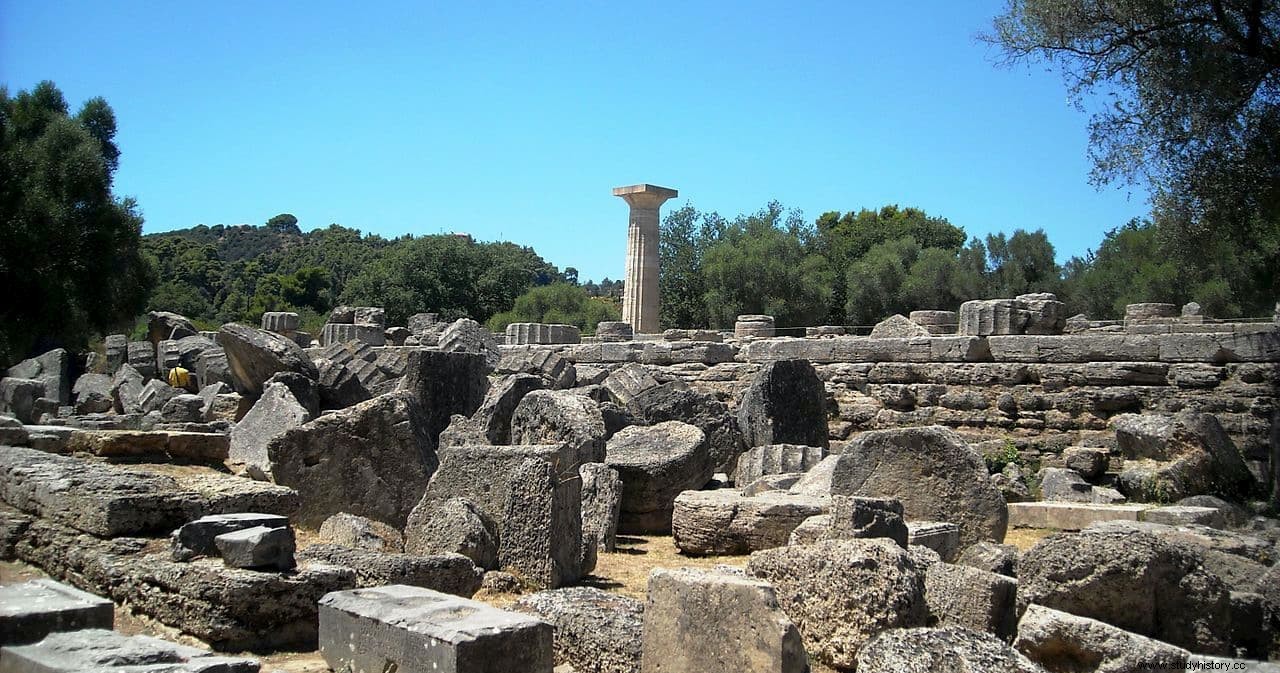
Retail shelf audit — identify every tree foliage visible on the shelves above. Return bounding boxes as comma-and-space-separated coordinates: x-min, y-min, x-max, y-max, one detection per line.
989, 0, 1280, 314
0, 81, 154, 365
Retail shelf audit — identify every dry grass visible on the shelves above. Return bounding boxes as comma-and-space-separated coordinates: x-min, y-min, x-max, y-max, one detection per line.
1003, 526, 1056, 551
581, 534, 751, 601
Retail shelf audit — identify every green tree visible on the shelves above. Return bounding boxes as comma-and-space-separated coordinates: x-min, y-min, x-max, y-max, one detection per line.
0, 81, 154, 364
984, 229, 1061, 298
487, 283, 620, 335
659, 205, 727, 328
701, 203, 834, 329
989, 0, 1280, 313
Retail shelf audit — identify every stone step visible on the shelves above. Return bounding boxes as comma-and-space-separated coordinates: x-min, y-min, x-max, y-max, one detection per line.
1008, 501, 1148, 530
0, 579, 113, 647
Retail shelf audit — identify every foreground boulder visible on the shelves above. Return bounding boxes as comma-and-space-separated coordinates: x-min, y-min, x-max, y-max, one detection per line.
605, 421, 713, 533
404, 496, 498, 569
1, 628, 260, 672
268, 392, 438, 527
747, 538, 928, 670
858, 626, 1045, 673
438, 318, 502, 369
1015, 604, 1190, 673
671, 489, 826, 555
440, 374, 543, 447
318, 512, 403, 553
218, 323, 318, 397
1018, 526, 1234, 655
512, 587, 643, 673
737, 359, 829, 449
828, 425, 1007, 549
229, 378, 313, 478
627, 380, 745, 471
642, 567, 807, 673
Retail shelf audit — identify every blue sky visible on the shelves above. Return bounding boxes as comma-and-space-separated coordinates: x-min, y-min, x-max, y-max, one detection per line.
1, 1, 1147, 283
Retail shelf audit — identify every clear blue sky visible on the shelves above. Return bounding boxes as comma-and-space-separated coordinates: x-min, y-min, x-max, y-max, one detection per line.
1, 1, 1147, 284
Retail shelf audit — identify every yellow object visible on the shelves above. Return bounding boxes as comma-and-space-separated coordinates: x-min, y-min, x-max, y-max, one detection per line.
168, 366, 190, 389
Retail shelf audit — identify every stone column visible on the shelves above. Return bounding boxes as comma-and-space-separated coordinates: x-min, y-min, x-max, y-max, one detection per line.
614, 184, 678, 335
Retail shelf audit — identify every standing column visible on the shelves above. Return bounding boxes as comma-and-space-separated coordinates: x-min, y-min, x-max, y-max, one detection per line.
613, 183, 678, 335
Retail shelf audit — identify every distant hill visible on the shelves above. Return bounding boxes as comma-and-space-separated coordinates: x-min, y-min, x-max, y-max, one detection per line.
145, 214, 305, 262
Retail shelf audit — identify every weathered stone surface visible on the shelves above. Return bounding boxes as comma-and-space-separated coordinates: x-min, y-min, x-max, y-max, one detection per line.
1018, 526, 1234, 655
109, 364, 145, 415
72, 373, 114, 414
908, 521, 962, 561
396, 349, 492, 444
579, 463, 621, 554
0, 377, 45, 424
741, 472, 803, 495
165, 466, 299, 517
671, 489, 826, 555
828, 495, 909, 547
501, 456, 585, 589
924, 562, 1018, 639
318, 585, 553, 673
1178, 495, 1249, 527
104, 334, 128, 374
737, 359, 829, 449
828, 425, 1007, 549
439, 318, 502, 369
11, 515, 356, 651
512, 587, 643, 673
787, 513, 830, 545
1008, 501, 1148, 530
5, 349, 69, 407
595, 321, 633, 342
1061, 447, 1109, 480
747, 539, 928, 669
228, 379, 311, 478
1039, 467, 1095, 503
267, 392, 439, 527
0, 628, 260, 672
1015, 604, 1190, 673
960, 299, 1031, 336
140, 378, 181, 413
261, 311, 300, 333
418, 443, 584, 589
1142, 505, 1226, 528
1126, 302, 1179, 321
734, 443, 828, 486
321, 322, 386, 347
214, 524, 296, 570
858, 626, 1045, 673
148, 311, 198, 344
319, 512, 403, 553
1113, 411, 1254, 501
0, 446, 204, 536
404, 496, 499, 570
0, 579, 113, 647
957, 541, 1019, 577
734, 314, 776, 338
512, 389, 607, 465
217, 323, 317, 397
127, 340, 157, 379
440, 373, 545, 447
871, 314, 933, 339
605, 421, 712, 533
910, 310, 959, 334
627, 380, 744, 471
603, 364, 660, 409
161, 393, 206, 423
171, 513, 290, 561
496, 349, 576, 389
641, 567, 806, 673
298, 545, 482, 596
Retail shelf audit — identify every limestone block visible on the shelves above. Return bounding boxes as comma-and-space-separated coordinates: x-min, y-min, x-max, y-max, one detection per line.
214, 524, 296, 570
261, 311, 300, 333
734, 443, 828, 485
298, 545, 482, 596
828, 495, 909, 547
126, 340, 156, 378
595, 321, 633, 342
605, 421, 713, 533
737, 359, 829, 449
871, 314, 932, 338
671, 489, 827, 555
318, 585, 554, 673
512, 588, 643, 673
641, 567, 806, 673
923, 562, 1018, 639
0, 629, 259, 672
1015, 604, 1190, 673
171, 513, 290, 561
218, 323, 318, 397
0, 579, 113, 646
907, 521, 961, 561
909, 310, 958, 334
320, 322, 385, 347
858, 626, 1043, 672
104, 334, 128, 374
580, 463, 621, 554
747, 539, 928, 670
734, 314, 776, 338
1126, 302, 1179, 322
318, 512, 404, 553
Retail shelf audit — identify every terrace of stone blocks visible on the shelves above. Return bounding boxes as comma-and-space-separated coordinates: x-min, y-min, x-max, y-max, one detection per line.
0, 288, 1278, 672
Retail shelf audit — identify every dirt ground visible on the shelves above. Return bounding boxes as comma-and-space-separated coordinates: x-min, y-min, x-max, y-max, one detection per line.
2, 527, 1055, 672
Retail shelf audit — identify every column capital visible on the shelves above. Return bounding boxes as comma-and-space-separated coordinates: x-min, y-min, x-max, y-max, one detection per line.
613, 184, 678, 209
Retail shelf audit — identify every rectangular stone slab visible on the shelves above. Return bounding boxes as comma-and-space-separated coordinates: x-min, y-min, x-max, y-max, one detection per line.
0, 628, 259, 672
319, 585, 553, 673
0, 579, 113, 646
0, 446, 204, 536
1008, 501, 1149, 530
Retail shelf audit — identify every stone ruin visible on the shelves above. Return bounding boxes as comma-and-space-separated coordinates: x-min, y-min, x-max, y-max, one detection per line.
0, 290, 1277, 672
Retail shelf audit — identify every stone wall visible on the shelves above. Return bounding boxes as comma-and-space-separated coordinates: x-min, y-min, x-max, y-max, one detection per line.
502, 326, 1280, 481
